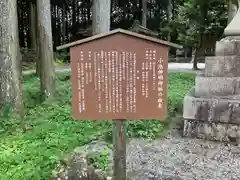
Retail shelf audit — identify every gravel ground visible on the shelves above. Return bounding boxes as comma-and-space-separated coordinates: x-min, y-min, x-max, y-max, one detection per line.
87, 124, 240, 180
127, 135, 240, 180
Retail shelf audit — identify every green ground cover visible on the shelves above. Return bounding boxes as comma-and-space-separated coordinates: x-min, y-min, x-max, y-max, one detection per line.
0, 72, 195, 180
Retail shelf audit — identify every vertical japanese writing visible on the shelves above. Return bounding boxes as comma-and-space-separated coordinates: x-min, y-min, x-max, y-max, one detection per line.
157, 57, 164, 109
104, 52, 109, 113
77, 62, 80, 79
78, 51, 85, 113
152, 61, 156, 90
115, 51, 119, 113
80, 51, 84, 61
81, 61, 85, 111
78, 83, 82, 111
129, 53, 133, 112
108, 52, 112, 113
126, 52, 130, 113
85, 62, 89, 85
149, 51, 152, 71
101, 51, 104, 91
145, 51, 149, 98
97, 53, 101, 112
78, 102, 82, 113
77, 61, 82, 112
77, 62, 81, 90
94, 52, 97, 90
119, 53, 123, 113
88, 51, 92, 83
122, 52, 126, 80
133, 53, 137, 112
111, 51, 116, 113
141, 62, 145, 97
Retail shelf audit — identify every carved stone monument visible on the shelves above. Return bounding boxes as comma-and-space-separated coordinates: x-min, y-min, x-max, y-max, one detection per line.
183, 0, 240, 143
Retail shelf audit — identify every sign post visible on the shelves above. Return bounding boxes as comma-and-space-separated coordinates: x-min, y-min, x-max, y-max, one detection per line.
56, 28, 181, 180
113, 119, 127, 180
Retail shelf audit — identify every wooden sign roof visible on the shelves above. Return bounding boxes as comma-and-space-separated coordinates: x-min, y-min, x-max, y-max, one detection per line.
56, 28, 182, 50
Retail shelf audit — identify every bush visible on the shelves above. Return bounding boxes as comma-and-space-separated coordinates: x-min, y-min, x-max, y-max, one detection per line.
0, 72, 195, 180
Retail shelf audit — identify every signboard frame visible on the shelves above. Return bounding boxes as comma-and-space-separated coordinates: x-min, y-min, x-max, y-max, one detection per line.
57, 29, 182, 121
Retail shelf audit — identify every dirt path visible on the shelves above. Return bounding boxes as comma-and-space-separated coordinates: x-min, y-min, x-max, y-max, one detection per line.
23, 63, 205, 75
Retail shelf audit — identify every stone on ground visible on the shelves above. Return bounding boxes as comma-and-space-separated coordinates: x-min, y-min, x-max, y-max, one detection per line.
52, 147, 110, 180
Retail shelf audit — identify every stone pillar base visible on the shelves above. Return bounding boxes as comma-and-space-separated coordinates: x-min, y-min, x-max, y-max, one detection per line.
183, 119, 240, 142
182, 36, 240, 143
183, 87, 240, 143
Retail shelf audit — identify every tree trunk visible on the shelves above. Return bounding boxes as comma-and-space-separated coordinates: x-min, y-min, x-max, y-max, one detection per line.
0, 0, 24, 120
30, 1, 37, 52
167, 0, 173, 41
87, 1, 91, 24
37, 0, 55, 100
92, 0, 111, 35
193, 33, 204, 70
62, 4, 66, 44
72, 1, 76, 26
192, 50, 199, 70
192, 1, 208, 70
141, 0, 147, 27
30, 0, 40, 76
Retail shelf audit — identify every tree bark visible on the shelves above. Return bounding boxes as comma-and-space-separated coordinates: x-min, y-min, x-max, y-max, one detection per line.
0, 0, 24, 119
192, 48, 199, 70
30, 1, 37, 51
62, 4, 66, 44
141, 0, 147, 27
167, 0, 173, 41
92, 0, 111, 35
192, 1, 208, 70
37, 0, 55, 100
30, 0, 40, 76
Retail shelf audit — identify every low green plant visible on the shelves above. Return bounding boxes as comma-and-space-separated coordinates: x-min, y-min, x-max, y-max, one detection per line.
55, 50, 70, 63
0, 103, 12, 132
0, 72, 195, 180
87, 148, 109, 171
55, 59, 65, 65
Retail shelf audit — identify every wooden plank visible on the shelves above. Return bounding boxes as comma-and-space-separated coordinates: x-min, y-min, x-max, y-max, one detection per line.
113, 119, 127, 180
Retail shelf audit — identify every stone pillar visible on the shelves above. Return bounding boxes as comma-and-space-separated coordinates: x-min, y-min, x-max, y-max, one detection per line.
182, 0, 240, 143
227, 0, 238, 24
225, 0, 240, 36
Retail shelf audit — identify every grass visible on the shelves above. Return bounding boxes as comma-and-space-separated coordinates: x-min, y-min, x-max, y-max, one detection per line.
0, 72, 195, 180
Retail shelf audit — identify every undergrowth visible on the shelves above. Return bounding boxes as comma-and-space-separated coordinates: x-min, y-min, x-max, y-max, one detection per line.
0, 72, 195, 180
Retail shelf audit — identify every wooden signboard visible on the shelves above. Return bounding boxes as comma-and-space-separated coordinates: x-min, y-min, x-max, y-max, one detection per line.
57, 29, 181, 121
57, 29, 182, 180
